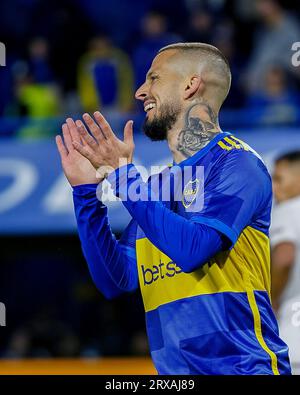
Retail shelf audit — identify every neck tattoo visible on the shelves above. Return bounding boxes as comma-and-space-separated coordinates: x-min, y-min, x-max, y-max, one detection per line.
176, 103, 219, 158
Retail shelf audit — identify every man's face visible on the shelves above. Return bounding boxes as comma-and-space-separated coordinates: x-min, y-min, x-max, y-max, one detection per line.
135, 51, 183, 141
273, 160, 300, 203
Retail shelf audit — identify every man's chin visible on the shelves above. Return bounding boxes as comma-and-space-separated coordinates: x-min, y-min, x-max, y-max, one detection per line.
145, 110, 156, 122
142, 119, 167, 141
142, 103, 180, 141
145, 133, 166, 142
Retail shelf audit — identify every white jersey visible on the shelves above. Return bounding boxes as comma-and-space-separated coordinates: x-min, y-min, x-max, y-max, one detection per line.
270, 195, 300, 373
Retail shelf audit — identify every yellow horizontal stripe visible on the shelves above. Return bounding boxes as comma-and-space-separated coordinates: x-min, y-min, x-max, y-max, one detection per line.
136, 227, 270, 312
136, 239, 245, 312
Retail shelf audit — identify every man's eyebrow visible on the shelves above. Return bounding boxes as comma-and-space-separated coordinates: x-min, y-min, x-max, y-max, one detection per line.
146, 71, 158, 79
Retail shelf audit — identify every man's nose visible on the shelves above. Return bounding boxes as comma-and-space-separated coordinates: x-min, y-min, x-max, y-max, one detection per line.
135, 82, 148, 101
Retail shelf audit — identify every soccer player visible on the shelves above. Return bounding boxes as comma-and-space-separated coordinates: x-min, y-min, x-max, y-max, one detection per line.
56, 43, 291, 374
271, 151, 300, 374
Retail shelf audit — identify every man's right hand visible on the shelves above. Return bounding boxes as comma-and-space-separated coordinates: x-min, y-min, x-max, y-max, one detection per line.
56, 118, 102, 187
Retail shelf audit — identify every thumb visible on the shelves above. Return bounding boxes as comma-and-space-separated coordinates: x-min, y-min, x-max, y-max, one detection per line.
124, 120, 134, 146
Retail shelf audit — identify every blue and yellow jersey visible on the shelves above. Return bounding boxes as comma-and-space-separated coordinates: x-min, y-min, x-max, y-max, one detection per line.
73, 131, 291, 374
134, 132, 291, 375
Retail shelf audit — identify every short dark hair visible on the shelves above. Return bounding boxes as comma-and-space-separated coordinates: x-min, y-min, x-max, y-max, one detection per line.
158, 42, 230, 71
158, 42, 231, 108
275, 150, 300, 164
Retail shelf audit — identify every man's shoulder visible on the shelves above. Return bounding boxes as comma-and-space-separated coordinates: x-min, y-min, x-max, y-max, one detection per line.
205, 133, 270, 184
214, 133, 264, 162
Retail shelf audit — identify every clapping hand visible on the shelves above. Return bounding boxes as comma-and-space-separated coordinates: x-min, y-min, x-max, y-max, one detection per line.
72, 111, 135, 176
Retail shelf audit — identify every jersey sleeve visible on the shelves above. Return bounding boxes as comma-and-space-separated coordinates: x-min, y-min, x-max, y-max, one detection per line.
118, 218, 138, 262
107, 164, 227, 272
270, 203, 298, 247
189, 150, 272, 246
73, 183, 138, 299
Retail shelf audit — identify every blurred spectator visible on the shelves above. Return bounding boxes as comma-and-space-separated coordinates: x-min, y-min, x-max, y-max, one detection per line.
212, 20, 246, 108
0, 58, 14, 116
246, 66, 300, 125
6, 61, 61, 138
130, 331, 149, 356
246, 0, 300, 92
28, 37, 54, 84
4, 317, 80, 358
3, 37, 61, 138
12, 65, 60, 118
77, 35, 134, 114
76, 0, 151, 48
4, 328, 31, 359
185, 8, 214, 43
132, 11, 181, 91
185, 0, 226, 14
271, 151, 300, 374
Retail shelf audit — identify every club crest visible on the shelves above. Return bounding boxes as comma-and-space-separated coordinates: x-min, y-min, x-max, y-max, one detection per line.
182, 179, 200, 208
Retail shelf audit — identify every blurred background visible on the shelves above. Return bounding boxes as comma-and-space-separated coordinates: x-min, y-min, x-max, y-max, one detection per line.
0, 0, 300, 368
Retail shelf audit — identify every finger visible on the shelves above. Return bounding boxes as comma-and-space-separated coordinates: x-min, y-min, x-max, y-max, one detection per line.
62, 123, 74, 152
66, 118, 81, 143
124, 120, 134, 146
93, 111, 115, 140
74, 120, 89, 146
82, 113, 105, 142
56, 135, 68, 159
72, 140, 96, 165
75, 119, 98, 148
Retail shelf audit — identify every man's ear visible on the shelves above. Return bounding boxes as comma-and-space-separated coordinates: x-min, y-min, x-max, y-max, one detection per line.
183, 75, 203, 100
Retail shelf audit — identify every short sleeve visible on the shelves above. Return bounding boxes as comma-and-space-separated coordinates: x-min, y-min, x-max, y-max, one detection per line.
189, 151, 272, 245
270, 204, 298, 247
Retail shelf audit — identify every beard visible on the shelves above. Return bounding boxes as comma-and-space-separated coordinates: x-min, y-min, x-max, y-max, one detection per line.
142, 102, 181, 141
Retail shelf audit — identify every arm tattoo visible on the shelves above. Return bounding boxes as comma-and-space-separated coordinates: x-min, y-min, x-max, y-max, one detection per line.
177, 103, 219, 158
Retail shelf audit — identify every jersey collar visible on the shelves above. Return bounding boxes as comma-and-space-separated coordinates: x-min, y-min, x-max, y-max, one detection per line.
173, 131, 231, 168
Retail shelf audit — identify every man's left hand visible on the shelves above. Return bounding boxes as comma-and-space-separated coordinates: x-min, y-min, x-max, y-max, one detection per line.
72, 111, 135, 174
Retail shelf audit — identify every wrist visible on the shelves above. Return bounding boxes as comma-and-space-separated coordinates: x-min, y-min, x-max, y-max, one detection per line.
72, 183, 107, 207
96, 158, 132, 179
111, 157, 132, 171
72, 183, 98, 194
107, 163, 138, 199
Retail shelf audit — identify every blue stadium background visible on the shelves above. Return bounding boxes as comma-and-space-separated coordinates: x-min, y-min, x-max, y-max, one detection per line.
0, 0, 300, 359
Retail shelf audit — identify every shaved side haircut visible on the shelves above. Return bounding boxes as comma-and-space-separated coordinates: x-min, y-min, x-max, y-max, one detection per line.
159, 43, 232, 110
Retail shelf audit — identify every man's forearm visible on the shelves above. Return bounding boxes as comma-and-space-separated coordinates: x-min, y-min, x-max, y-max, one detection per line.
271, 266, 290, 312
107, 165, 226, 273
73, 184, 138, 299
271, 243, 295, 311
